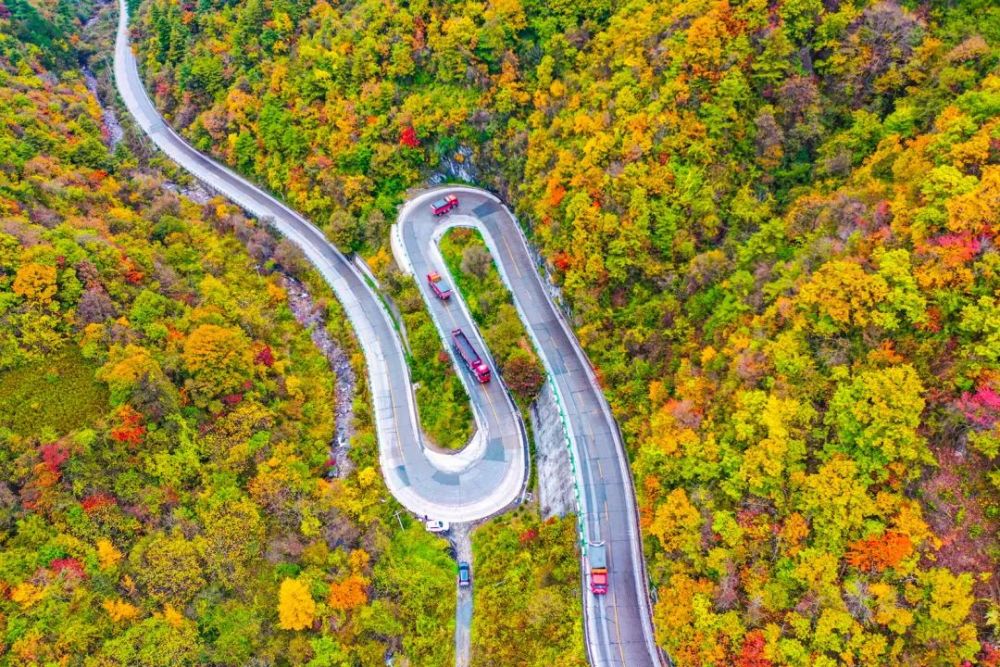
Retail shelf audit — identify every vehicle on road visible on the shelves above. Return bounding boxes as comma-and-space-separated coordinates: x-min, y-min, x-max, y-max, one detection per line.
115, 5, 659, 660
427, 271, 452, 300
452, 328, 491, 383
588, 542, 608, 595
430, 194, 459, 216
458, 561, 471, 588
425, 519, 450, 533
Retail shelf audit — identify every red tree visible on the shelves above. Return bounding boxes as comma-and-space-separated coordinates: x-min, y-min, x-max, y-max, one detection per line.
50, 558, 86, 578
738, 631, 772, 667
399, 126, 420, 148
222, 393, 244, 406
82, 492, 117, 513
110, 405, 146, 446
519, 528, 538, 545
255, 345, 275, 367
39, 443, 70, 474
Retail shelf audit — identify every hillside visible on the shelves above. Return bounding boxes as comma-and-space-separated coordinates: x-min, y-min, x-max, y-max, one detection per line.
131, 0, 1000, 663
0, 7, 457, 664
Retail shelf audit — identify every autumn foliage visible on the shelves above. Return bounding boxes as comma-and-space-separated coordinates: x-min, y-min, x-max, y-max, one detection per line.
103, 599, 140, 623
846, 531, 914, 573
326, 575, 367, 611
738, 631, 772, 667
398, 125, 419, 148
0, 13, 456, 664
2, 0, 996, 662
109, 404, 146, 446
278, 578, 315, 630
13, 263, 58, 303
131, 0, 1000, 659
38, 442, 70, 474
182, 324, 253, 404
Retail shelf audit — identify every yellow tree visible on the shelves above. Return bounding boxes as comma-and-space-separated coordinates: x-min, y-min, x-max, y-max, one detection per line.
96, 538, 123, 570
827, 365, 930, 480
738, 393, 813, 500
278, 578, 315, 631
648, 488, 702, 557
182, 324, 253, 404
798, 260, 889, 332
131, 532, 206, 605
103, 598, 140, 622
98, 344, 166, 405
796, 456, 876, 552
13, 263, 58, 303
912, 568, 980, 662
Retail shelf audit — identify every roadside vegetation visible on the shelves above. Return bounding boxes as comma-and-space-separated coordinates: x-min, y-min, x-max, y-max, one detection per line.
128, 0, 1000, 662
368, 248, 474, 449
0, 8, 454, 664
439, 228, 545, 408
470, 510, 586, 666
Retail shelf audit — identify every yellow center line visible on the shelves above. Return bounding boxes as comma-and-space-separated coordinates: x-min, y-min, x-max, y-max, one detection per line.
611, 583, 627, 667
501, 232, 522, 278
604, 504, 627, 667
387, 385, 405, 460
482, 382, 502, 423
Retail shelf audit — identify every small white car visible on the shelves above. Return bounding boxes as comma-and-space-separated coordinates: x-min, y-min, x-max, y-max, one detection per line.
425, 519, 451, 533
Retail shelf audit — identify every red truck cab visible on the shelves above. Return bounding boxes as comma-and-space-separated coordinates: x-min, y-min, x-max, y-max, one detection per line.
590, 569, 608, 595
427, 271, 452, 300
451, 328, 490, 383
430, 194, 459, 216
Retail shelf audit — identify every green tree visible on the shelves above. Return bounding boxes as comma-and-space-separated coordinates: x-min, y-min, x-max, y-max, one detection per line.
502, 347, 544, 402
96, 616, 200, 666
826, 365, 931, 479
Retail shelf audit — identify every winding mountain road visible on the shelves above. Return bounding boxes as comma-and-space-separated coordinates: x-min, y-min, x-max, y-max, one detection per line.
396, 191, 661, 667
113, 2, 660, 664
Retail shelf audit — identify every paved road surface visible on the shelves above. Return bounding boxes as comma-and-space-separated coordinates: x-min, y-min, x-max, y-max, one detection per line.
114, 2, 660, 663
114, 0, 526, 523
451, 524, 473, 667
395, 191, 660, 666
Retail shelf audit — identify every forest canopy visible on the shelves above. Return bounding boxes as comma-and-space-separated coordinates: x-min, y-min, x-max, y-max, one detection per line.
133, 0, 1000, 662
0, 7, 458, 664
0, 0, 997, 663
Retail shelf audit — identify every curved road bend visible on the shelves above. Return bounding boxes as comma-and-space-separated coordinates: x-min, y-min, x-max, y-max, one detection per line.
114, 1, 660, 664
114, 0, 526, 522
395, 191, 661, 667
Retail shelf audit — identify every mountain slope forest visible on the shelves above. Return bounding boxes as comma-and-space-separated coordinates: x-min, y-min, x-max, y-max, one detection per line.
134, 0, 1000, 663
0, 5, 460, 665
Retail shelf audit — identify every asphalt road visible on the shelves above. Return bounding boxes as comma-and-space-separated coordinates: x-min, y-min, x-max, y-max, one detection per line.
397, 192, 661, 667
451, 524, 473, 667
114, 0, 526, 523
114, 2, 660, 663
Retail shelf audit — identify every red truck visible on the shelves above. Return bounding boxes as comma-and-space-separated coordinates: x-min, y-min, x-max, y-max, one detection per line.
451, 328, 490, 383
588, 542, 608, 595
430, 194, 459, 216
427, 271, 452, 300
